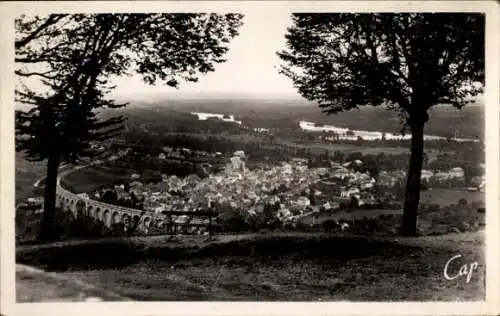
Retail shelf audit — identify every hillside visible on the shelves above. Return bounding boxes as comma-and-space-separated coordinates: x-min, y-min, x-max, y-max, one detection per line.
16, 231, 485, 301
109, 97, 484, 140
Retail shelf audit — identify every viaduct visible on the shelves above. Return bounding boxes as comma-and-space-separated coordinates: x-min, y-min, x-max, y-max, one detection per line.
55, 166, 154, 234
55, 165, 216, 235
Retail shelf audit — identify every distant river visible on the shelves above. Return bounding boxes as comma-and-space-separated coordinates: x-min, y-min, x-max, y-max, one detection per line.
189, 111, 481, 143
299, 121, 481, 143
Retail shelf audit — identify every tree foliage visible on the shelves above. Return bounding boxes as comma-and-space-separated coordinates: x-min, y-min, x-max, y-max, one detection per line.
278, 13, 484, 118
15, 13, 243, 240
278, 13, 484, 236
15, 13, 244, 163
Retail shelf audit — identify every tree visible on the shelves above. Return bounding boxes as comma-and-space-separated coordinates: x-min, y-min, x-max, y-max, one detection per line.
278, 13, 484, 236
101, 190, 118, 204
349, 196, 359, 209
422, 152, 429, 168
362, 155, 381, 178
15, 13, 243, 241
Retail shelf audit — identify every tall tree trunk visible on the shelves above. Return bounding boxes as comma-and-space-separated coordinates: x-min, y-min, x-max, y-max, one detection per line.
401, 119, 425, 237
39, 152, 61, 242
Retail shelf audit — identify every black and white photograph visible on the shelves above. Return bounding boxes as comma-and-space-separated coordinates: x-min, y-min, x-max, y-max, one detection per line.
1, 1, 499, 315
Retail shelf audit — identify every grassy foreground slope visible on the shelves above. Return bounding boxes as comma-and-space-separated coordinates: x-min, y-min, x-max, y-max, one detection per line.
17, 232, 485, 301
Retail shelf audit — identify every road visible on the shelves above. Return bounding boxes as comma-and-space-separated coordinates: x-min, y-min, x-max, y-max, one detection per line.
32, 163, 72, 189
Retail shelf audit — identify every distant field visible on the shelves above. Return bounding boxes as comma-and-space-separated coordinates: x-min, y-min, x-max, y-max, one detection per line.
287, 141, 409, 155
125, 97, 484, 140
15, 153, 46, 203
60, 166, 126, 194
301, 209, 403, 226
60, 166, 161, 194
420, 188, 485, 207
15, 154, 48, 241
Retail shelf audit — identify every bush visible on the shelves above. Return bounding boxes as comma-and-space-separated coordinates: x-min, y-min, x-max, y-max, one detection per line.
217, 206, 251, 233
322, 219, 338, 233
417, 202, 485, 235
19, 208, 114, 242
68, 214, 110, 238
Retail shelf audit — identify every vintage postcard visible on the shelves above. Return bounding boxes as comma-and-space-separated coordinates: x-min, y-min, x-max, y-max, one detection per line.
1, 1, 499, 316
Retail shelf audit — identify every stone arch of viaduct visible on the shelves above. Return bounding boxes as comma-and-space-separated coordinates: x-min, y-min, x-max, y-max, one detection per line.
55, 167, 154, 234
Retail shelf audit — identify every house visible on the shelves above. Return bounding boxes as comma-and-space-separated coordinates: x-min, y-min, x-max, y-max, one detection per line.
230, 156, 246, 172
77, 193, 90, 200
332, 167, 350, 179
27, 196, 44, 206
434, 172, 450, 181
277, 207, 292, 220
340, 187, 360, 198
421, 169, 434, 181
115, 189, 128, 200
470, 176, 482, 186
296, 196, 311, 208
448, 167, 465, 179
130, 180, 143, 188
316, 168, 329, 176
233, 150, 246, 158
358, 192, 376, 204
330, 161, 341, 168
322, 201, 340, 211
342, 162, 352, 168
343, 160, 362, 169
291, 157, 308, 166
360, 181, 375, 190
478, 179, 485, 192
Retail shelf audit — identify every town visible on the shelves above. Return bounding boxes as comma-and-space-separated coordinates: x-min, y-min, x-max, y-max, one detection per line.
48, 134, 482, 237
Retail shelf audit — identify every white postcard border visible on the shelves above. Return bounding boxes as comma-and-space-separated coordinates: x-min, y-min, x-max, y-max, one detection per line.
1, 1, 498, 316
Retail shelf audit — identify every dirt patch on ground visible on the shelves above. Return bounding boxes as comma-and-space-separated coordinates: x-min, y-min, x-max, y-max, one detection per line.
16, 264, 129, 302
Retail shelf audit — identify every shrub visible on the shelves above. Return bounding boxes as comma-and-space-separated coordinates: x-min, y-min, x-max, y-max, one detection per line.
69, 214, 109, 238
217, 206, 251, 233
322, 219, 338, 233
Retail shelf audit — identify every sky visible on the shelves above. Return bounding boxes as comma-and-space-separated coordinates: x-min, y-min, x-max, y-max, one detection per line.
111, 11, 298, 98
17, 11, 486, 103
